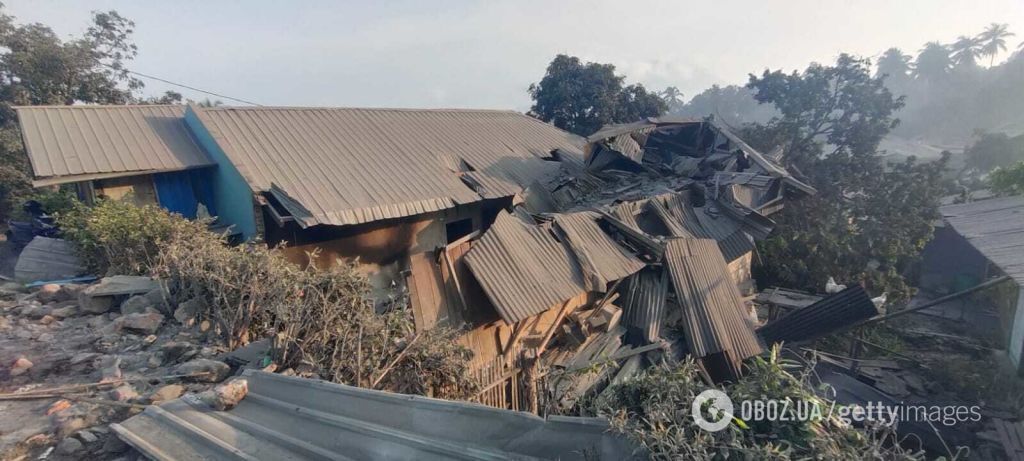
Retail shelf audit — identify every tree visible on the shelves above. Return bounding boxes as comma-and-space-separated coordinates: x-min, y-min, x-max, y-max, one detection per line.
528, 54, 666, 136
0, 5, 142, 220
978, 23, 1015, 67
745, 54, 948, 301
964, 131, 1024, 173
876, 48, 912, 80
913, 42, 951, 83
659, 86, 684, 113
950, 35, 982, 68
989, 160, 1024, 196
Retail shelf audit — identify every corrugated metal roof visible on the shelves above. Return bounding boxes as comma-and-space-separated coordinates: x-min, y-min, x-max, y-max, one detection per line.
648, 192, 755, 262
552, 212, 646, 289
941, 196, 1024, 285
112, 370, 636, 461
464, 212, 585, 323
620, 267, 668, 343
15, 105, 214, 186
758, 285, 878, 345
193, 106, 586, 227
13, 237, 85, 282
663, 238, 763, 373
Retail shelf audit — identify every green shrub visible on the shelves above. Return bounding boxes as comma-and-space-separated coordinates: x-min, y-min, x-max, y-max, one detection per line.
58, 198, 209, 275
591, 348, 932, 460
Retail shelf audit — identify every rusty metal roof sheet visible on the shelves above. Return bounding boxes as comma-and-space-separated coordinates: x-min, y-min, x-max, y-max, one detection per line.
193, 106, 585, 227
15, 105, 214, 186
620, 267, 668, 343
647, 192, 755, 262
663, 238, 763, 367
553, 212, 646, 289
941, 196, 1024, 285
112, 370, 635, 461
464, 212, 585, 323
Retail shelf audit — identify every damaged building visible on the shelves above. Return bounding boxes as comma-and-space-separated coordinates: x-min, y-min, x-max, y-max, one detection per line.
16, 108, 831, 410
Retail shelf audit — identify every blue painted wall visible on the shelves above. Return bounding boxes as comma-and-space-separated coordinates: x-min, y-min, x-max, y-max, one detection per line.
184, 107, 257, 239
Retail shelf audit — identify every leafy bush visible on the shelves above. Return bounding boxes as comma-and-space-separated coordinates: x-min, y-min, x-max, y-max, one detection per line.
989, 160, 1024, 197
591, 349, 932, 460
58, 198, 206, 275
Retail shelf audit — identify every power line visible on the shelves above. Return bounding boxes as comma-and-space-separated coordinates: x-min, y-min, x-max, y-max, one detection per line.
99, 62, 264, 106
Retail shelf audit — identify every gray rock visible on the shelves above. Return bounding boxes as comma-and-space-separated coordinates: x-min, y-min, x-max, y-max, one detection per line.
36, 284, 62, 303
120, 312, 165, 335
50, 305, 79, 319
173, 298, 204, 326
80, 276, 159, 314
99, 355, 122, 382
56, 437, 84, 455
119, 295, 153, 315
22, 304, 53, 319
10, 357, 33, 376
109, 384, 138, 402
160, 341, 194, 364
76, 429, 99, 443
148, 384, 185, 403
102, 436, 128, 454
79, 289, 114, 314
175, 358, 231, 383
198, 378, 248, 411
143, 286, 170, 314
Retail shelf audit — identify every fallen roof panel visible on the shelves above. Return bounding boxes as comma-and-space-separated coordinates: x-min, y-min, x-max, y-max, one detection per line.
112, 370, 636, 461
664, 238, 763, 376
553, 212, 646, 289
15, 105, 214, 186
620, 267, 668, 343
757, 285, 878, 345
193, 106, 586, 227
464, 212, 585, 323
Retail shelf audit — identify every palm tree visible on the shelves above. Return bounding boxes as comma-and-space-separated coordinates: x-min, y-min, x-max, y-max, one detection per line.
876, 47, 912, 78
977, 23, 1015, 66
914, 42, 952, 83
659, 86, 684, 112
950, 35, 982, 68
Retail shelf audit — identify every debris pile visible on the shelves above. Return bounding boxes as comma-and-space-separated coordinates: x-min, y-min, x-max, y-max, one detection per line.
424, 117, 853, 412
0, 277, 238, 459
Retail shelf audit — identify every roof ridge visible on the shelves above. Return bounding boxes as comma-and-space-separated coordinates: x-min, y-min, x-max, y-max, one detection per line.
13, 104, 183, 110
194, 105, 524, 114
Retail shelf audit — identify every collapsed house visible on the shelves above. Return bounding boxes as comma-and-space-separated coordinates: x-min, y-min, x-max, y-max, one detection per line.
16, 107, 837, 409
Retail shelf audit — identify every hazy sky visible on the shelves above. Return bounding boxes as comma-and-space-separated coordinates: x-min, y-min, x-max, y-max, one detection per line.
7, 1, 1023, 111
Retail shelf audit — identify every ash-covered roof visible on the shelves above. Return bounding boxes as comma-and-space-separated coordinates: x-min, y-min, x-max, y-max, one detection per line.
192, 106, 585, 227
15, 105, 213, 186
941, 196, 1024, 285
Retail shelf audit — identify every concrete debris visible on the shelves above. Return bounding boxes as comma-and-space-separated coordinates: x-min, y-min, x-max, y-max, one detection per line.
147, 384, 185, 403
197, 377, 248, 410
108, 384, 139, 402
118, 312, 165, 335
10, 356, 33, 376
55, 436, 83, 455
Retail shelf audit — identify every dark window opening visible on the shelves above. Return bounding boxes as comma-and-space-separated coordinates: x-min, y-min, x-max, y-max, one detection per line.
446, 218, 473, 243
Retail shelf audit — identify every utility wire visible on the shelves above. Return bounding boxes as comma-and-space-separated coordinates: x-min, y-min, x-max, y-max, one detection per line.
99, 62, 264, 106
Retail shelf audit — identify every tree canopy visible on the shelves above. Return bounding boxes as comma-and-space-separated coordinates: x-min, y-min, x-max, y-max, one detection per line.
528, 54, 665, 136
744, 54, 948, 300
0, 5, 143, 219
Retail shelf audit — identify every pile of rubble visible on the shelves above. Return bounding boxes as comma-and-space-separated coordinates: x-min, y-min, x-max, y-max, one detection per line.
421, 116, 884, 412
0, 276, 257, 460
